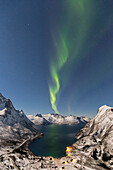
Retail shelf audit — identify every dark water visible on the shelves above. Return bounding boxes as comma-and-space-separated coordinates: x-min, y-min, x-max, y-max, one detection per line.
29, 124, 84, 158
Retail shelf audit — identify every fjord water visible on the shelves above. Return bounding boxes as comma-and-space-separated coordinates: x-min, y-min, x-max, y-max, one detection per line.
29, 124, 84, 158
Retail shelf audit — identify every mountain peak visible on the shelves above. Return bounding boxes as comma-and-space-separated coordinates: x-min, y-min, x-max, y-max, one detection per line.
71, 104, 113, 169
0, 93, 39, 145
0, 93, 6, 103
27, 113, 89, 125
0, 92, 5, 98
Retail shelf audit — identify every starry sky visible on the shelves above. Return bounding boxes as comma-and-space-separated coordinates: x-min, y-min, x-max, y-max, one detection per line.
0, 0, 113, 117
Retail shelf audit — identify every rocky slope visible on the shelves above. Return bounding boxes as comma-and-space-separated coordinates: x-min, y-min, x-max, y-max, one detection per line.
70, 105, 113, 169
0, 93, 40, 154
27, 113, 89, 125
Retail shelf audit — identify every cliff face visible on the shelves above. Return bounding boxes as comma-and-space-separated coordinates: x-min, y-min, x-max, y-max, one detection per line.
0, 93, 39, 147
70, 105, 113, 169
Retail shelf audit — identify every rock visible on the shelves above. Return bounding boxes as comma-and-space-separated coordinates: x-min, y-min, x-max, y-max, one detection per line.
70, 105, 113, 169
0, 93, 40, 151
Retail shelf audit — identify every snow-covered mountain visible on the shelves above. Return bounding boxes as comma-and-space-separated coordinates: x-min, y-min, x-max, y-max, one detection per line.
27, 113, 89, 125
0, 92, 113, 169
0, 93, 39, 146
70, 105, 113, 169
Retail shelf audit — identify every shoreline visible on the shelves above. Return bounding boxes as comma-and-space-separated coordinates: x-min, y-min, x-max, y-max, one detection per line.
24, 132, 44, 156
1, 126, 110, 170
0, 132, 44, 159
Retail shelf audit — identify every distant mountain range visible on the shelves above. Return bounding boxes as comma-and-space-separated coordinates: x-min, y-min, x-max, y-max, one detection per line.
27, 113, 89, 126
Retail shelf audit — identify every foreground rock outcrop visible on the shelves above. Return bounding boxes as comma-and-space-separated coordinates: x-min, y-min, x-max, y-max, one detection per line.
70, 105, 113, 169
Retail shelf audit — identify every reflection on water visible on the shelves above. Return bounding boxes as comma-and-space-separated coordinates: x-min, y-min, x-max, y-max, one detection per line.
29, 124, 84, 158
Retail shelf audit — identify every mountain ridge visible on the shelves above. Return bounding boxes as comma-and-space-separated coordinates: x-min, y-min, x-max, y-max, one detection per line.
0, 93, 39, 148
69, 104, 113, 169
27, 113, 90, 125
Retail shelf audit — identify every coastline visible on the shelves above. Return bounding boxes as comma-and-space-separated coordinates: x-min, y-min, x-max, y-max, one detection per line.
0, 132, 43, 158
24, 133, 44, 156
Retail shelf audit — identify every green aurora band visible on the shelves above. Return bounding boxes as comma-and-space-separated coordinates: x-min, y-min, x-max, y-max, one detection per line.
49, 0, 113, 113
49, 34, 69, 113
49, 0, 91, 113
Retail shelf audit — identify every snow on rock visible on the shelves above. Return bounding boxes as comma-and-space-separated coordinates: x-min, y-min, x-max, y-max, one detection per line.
27, 114, 50, 126
0, 93, 39, 147
70, 105, 113, 169
27, 113, 89, 126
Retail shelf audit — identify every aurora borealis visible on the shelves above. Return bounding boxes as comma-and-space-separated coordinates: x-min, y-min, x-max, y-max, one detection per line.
0, 0, 113, 117
49, 34, 69, 113
48, 0, 113, 114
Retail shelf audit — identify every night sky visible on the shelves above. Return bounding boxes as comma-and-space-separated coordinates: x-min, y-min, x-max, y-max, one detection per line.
0, 0, 113, 117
